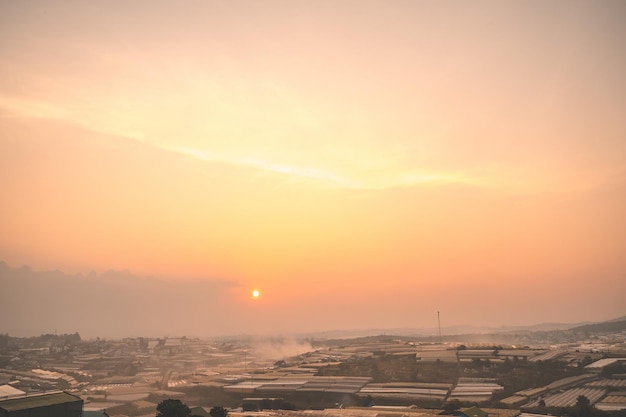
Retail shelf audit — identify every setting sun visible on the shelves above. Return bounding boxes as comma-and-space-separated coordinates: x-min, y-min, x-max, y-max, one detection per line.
252, 290, 260, 299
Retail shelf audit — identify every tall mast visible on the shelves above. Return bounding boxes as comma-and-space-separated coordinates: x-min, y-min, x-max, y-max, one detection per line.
438, 311, 442, 343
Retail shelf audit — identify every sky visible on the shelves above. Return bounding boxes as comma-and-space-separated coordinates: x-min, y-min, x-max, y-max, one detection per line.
1, 0, 625, 337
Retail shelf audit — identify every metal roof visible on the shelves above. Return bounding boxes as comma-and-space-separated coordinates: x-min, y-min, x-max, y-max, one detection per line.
0, 391, 82, 412
0, 385, 25, 399
586, 358, 626, 369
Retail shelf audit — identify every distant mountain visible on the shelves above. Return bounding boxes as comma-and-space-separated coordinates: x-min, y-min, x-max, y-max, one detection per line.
291, 322, 587, 340
498, 321, 592, 332
295, 317, 626, 342
569, 319, 626, 333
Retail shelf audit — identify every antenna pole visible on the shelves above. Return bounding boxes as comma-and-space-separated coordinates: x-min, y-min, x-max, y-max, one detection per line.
438, 311, 442, 344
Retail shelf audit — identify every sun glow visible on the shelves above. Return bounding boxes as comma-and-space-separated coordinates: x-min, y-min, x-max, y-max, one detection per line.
252, 289, 260, 299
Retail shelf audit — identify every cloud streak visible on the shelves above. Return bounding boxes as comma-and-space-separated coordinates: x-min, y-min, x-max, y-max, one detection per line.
0, 93, 486, 191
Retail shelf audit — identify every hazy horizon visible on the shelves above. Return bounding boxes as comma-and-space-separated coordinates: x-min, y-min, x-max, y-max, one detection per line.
1, 1, 625, 338
0, 260, 623, 339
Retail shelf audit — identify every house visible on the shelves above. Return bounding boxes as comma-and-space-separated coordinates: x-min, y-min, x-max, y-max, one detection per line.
0, 391, 83, 417
189, 406, 212, 417
0, 385, 25, 399
83, 411, 110, 417
456, 406, 488, 417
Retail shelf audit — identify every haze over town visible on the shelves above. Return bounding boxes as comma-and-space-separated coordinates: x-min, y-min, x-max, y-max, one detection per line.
1, 0, 626, 339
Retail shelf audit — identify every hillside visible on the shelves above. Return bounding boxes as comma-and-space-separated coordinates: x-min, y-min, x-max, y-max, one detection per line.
569, 319, 626, 334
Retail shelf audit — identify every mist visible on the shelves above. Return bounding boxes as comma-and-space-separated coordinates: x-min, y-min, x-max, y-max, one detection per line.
0, 261, 239, 339
251, 338, 314, 360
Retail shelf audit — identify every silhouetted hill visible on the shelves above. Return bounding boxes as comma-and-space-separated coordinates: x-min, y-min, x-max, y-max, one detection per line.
608, 315, 626, 322
569, 319, 626, 333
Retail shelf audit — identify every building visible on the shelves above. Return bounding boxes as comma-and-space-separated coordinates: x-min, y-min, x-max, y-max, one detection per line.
456, 406, 488, 417
0, 386, 25, 400
83, 411, 110, 417
0, 391, 83, 417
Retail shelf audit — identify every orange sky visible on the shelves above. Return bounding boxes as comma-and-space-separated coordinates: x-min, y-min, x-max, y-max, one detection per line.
1, 0, 625, 336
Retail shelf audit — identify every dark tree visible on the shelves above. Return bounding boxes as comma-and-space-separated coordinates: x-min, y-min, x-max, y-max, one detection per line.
443, 399, 462, 414
472, 358, 484, 369
209, 406, 228, 417
156, 399, 191, 417
576, 395, 590, 408
575, 395, 592, 417
579, 356, 593, 368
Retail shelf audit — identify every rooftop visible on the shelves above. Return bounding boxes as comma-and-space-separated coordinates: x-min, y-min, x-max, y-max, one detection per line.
0, 391, 82, 412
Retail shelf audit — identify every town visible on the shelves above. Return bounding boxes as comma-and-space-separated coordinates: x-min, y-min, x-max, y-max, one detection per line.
1, 319, 625, 417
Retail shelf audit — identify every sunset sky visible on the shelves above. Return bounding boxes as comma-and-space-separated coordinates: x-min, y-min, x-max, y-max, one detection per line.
1, 1, 625, 337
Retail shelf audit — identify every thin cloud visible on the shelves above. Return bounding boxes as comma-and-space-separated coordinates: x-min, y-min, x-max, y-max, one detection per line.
0, 94, 146, 141
0, 95, 71, 120
160, 144, 488, 191
0, 93, 576, 195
